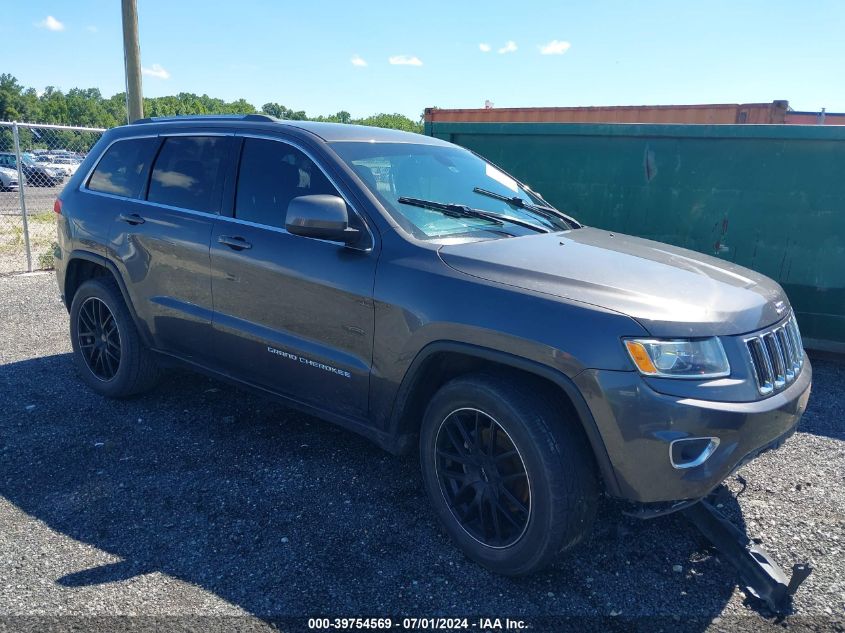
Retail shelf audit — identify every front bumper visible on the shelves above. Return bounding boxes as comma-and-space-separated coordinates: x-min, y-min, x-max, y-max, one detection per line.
574, 359, 812, 503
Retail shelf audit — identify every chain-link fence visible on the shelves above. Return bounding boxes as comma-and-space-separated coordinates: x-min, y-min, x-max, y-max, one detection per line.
0, 122, 105, 275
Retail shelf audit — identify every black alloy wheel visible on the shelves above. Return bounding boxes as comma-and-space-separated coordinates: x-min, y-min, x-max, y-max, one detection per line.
76, 296, 122, 381
421, 373, 599, 574
70, 277, 160, 397
435, 407, 531, 548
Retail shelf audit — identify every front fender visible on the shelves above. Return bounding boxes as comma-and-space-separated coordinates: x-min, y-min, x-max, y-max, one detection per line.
384, 340, 622, 497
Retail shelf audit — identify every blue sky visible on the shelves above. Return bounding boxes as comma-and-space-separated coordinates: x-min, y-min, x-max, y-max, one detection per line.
6, 0, 845, 119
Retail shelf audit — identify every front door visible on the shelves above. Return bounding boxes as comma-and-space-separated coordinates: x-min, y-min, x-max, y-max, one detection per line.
210, 136, 377, 418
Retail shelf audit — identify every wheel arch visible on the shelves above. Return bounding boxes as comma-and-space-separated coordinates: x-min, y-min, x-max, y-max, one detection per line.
389, 341, 621, 496
63, 250, 152, 348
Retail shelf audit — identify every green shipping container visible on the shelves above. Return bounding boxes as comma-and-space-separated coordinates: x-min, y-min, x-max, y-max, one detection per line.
424, 121, 845, 353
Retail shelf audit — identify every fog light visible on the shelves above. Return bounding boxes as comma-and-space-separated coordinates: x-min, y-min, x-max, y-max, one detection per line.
670, 437, 720, 469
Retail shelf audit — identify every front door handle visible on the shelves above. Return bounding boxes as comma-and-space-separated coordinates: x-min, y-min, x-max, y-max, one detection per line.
218, 235, 252, 251
118, 212, 145, 225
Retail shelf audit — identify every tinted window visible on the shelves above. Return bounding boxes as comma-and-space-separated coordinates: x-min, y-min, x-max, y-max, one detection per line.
88, 137, 159, 198
235, 138, 338, 228
148, 136, 229, 213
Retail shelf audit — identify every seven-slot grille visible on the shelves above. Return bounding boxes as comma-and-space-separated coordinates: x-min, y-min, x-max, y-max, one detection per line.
744, 314, 804, 395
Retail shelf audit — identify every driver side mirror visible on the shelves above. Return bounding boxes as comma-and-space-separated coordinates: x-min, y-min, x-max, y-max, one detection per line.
285, 195, 361, 245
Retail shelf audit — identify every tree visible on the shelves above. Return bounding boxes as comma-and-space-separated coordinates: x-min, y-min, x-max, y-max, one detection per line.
0, 74, 424, 134
38, 87, 69, 124
261, 102, 285, 119
355, 113, 422, 134
0, 74, 30, 121
260, 102, 308, 121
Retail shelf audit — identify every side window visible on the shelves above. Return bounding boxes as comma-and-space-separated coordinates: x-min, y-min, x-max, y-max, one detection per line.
147, 136, 229, 213
87, 137, 159, 199
235, 138, 339, 228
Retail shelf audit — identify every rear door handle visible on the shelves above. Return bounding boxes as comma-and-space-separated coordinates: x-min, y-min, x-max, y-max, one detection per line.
218, 235, 252, 251
118, 212, 145, 225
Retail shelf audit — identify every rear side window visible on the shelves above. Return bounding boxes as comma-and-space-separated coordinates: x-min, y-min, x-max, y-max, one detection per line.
87, 137, 159, 199
235, 138, 339, 228
147, 136, 229, 213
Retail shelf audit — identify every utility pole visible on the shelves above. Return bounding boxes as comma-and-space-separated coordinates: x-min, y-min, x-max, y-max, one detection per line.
121, 0, 144, 122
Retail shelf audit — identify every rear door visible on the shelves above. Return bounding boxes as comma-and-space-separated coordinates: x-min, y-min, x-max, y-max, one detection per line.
80, 136, 160, 261
209, 135, 378, 418
105, 133, 236, 362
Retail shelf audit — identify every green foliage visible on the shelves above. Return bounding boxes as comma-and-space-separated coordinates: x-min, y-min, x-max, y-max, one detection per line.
355, 113, 422, 133
10, 224, 23, 246
38, 242, 59, 270
0, 74, 422, 134
261, 102, 307, 120
312, 110, 422, 133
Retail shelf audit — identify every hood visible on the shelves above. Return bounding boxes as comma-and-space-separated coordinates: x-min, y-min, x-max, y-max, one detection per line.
438, 228, 789, 337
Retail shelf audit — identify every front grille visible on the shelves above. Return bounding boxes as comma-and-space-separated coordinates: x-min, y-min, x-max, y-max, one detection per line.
745, 314, 804, 395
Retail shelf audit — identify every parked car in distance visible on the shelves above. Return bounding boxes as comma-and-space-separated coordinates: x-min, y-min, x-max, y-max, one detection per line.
54, 156, 81, 175
34, 155, 79, 177
53, 115, 812, 575
0, 152, 64, 187
0, 166, 20, 191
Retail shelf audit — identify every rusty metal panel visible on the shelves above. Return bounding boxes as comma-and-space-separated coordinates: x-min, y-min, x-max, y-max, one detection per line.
785, 111, 845, 125
424, 102, 788, 125
423, 121, 845, 352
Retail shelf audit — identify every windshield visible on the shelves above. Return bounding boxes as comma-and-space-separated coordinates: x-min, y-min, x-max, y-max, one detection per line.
330, 142, 572, 240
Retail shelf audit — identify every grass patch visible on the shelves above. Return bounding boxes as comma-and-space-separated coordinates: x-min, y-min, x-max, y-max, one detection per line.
28, 211, 55, 224
38, 241, 58, 270
0, 212, 59, 271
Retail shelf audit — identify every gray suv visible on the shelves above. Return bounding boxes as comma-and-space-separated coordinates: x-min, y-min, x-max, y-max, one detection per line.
54, 115, 811, 575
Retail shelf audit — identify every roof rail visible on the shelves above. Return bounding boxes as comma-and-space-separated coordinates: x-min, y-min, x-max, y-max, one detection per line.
131, 113, 279, 125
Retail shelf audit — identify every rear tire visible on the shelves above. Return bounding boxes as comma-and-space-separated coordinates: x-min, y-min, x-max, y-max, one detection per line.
420, 373, 598, 575
69, 277, 160, 398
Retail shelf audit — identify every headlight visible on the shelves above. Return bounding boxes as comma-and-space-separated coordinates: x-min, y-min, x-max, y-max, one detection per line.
624, 337, 730, 379
45, 169, 58, 177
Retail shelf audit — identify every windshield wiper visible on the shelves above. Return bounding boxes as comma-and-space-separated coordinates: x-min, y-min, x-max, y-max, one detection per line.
397, 197, 550, 233
472, 187, 582, 229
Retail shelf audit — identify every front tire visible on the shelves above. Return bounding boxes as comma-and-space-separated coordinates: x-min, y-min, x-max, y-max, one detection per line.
69, 277, 160, 398
420, 373, 598, 575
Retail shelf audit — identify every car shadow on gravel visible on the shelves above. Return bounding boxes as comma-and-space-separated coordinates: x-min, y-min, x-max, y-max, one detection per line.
0, 352, 803, 626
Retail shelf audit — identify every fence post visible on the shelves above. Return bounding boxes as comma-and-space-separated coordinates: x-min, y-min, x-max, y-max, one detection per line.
11, 122, 32, 273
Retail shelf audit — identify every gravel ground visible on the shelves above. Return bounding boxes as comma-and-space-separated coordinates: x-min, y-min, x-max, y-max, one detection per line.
0, 184, 64, 216
0, 272, 843, 632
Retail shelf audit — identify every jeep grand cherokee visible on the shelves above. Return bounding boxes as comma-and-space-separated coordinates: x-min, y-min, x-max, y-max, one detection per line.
53, 114, 811, 575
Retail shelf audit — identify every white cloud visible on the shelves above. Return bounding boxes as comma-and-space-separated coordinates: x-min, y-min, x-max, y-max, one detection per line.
36, 15, 65, 31
142, 64, 171, 79
388, 55, 423, 66
86, 25, 98, 33
479, 43, 491, 53
498, 41, 518, 54
539, 39, 571, 55
350, 54, 367, 67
